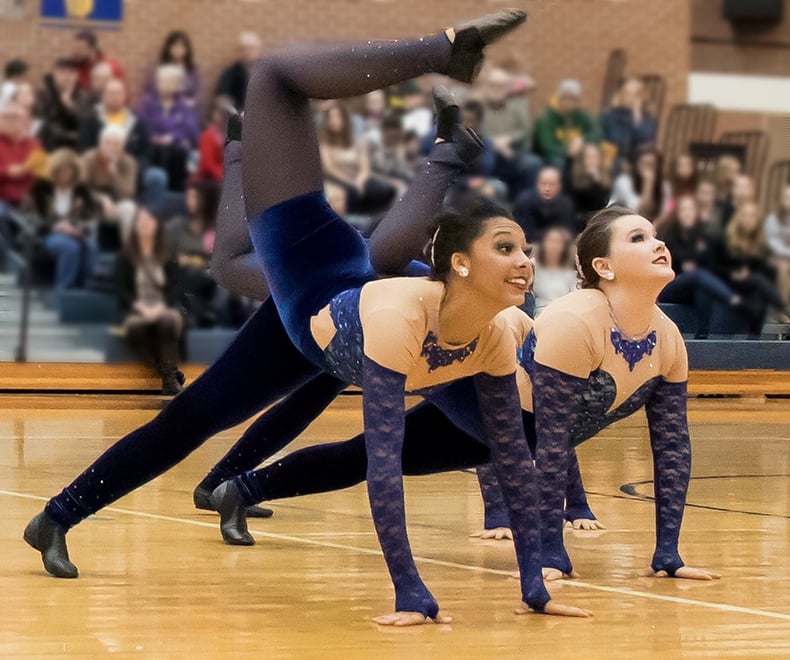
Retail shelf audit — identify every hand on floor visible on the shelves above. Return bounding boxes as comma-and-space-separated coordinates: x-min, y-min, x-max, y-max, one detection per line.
567, 518, 607, 531
372, 611, 452, 626
515, 601, 593, 618
639, 566, 721, 580
469, 527, 513, 541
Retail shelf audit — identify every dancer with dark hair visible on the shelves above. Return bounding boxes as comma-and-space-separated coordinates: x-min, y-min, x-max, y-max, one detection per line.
27, 9, 597, 625
24, 86, 482, 575
210, 10, 593, 623
214, 207, 719, 588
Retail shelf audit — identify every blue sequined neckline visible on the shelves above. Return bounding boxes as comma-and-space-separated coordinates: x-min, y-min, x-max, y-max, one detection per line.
610, 328, 657, 371
420, 330, 478, 372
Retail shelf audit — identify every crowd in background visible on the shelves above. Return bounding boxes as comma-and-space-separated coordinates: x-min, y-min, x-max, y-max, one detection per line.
1, 27, 789, 367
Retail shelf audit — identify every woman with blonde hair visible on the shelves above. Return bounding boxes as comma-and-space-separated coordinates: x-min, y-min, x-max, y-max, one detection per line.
709, 200, 788, 334
27, 147, 97, 290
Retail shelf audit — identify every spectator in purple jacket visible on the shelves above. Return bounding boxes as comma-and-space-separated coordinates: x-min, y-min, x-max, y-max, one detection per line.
136, 64, 199, 192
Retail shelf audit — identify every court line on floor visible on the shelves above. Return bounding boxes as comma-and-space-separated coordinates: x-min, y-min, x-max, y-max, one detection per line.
5, 489, 790, 622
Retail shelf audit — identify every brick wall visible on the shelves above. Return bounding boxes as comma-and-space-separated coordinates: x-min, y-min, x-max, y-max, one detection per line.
692, 0, 790, 76
0, 0, 690, 119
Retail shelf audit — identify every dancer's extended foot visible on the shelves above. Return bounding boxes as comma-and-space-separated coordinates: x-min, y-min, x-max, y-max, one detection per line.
23, 511, 78, 578
193, 485, 273, 519
445, 9, 527, 83
433, 85, 484, 164
209, 481, 255, 545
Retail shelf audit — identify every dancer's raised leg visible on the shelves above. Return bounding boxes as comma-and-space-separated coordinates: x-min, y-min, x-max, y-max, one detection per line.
242, 11, 526, 361
195, 87, 483, 503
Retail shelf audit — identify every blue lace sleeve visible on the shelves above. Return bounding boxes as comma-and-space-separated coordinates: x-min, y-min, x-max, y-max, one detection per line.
474, 372, 550, 611
362, 356, 438, 618
645, 379, 690, 575
532, 362, 588, 575
476, 463, 510, 529
564, 451, 596, 522
477, 448, 596, 528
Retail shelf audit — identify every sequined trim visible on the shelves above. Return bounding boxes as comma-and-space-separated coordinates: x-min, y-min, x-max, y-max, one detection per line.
610, 329, 657, 372
517, 328, 662, 443
323, 288, 365, 386
420, 330, 478, 373
517, 328, 537, 379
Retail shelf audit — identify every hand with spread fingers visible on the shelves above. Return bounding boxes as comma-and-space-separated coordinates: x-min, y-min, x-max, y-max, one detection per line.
372, 612, 453, 626
515, 602, 593, 618
469, 527, 513, 541
639, 566, 721, 580
542, 567, 580, 581
568, 517, 607, 531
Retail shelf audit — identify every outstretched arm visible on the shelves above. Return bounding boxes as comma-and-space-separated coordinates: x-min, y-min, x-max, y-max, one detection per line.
533, 362, 587, 576
362, 356, 445, 624
640, 379, 717, 580
475, 372, 591, 617
473, 445, 602, 539
645, 379, 690, 574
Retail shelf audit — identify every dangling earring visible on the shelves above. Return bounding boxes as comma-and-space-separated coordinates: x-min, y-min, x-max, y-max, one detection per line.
606, 272, 615, 281
457, 266, 470, 278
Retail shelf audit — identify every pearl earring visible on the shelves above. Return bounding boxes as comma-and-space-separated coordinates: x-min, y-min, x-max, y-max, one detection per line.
458, 266, 470, 278
606, 272, 615, 281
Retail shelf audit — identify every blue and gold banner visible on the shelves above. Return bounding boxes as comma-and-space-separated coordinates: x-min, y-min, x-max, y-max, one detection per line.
41, 0, 124, 25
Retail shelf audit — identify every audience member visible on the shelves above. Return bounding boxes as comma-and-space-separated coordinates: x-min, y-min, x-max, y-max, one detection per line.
0, 101, 44, 208
765, 184, 790, 305
695, 178, 726, 239
318, 102, 396, 215
0, 59, 29, 109
86, 61, 114, 107
667, 153, 698, 206
136, 64, 200, 192
368, 112, 412, 195
27, 148, 97, 291
214, 31, 261, 110
38, 57, 88, 152
399, 80, 435, 139
600, 77, 658, 169
568, 141, 611, 223
722, 173, 755, 226
609, 145, 668, 219
709, 200, 788, 334
116, 207, 184, 395
167, 180, 221, 328
144, 31, 200, 109
83, 125, 138, 246
479, 66, 540, 198
79, 78, 167, 202
11, 81, 43, 139
658, 195, 741, 338
513, 165, 578, 242
714, 154, 741, 205
402, 129, 424, 171
531, 226, 578, 316
195, 100, 226, 182
459, 100, 497, 178
356, 90, 388, 146
72, 29, 124, 91
534, 79, 599, 171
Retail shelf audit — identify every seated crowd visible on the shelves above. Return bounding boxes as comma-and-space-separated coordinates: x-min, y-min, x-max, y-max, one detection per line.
0, 28, 788, 373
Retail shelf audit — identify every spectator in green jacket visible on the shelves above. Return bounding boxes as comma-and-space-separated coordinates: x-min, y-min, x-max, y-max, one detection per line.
534, 79, 599, 171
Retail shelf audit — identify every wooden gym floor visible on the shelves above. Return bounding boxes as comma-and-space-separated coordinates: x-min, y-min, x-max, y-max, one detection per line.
1, 393, 789, 658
